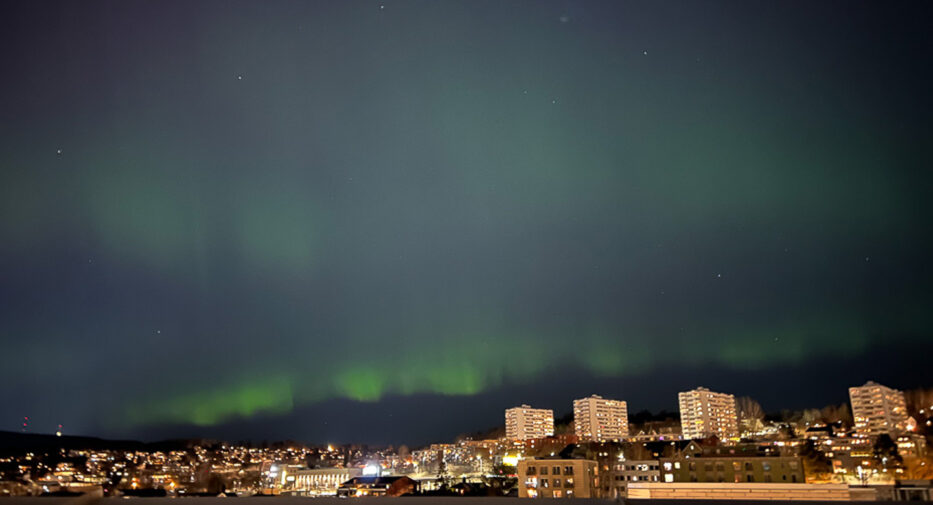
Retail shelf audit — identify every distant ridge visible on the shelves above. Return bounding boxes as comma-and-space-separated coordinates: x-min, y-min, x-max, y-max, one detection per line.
0, 430, 199, 454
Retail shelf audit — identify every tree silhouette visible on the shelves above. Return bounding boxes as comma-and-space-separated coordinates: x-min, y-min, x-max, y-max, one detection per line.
737, 397, 764, 420
799, 440, 834, 483
873, 434, 903, 468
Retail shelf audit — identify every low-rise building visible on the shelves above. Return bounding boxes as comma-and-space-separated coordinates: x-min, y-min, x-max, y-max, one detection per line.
607, 460, 662, 498
336, 475, 417, 497
628, 482, 852, 500
660, 456, 804, 484
521, 434, 579, 456
517, 458, 600, 498
815, 436, 874, 476
896, 434, 928, 459
282, 467, 362, 496
656, 440, 805, 484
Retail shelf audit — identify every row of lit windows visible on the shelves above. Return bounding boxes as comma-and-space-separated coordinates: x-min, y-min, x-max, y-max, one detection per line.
526, 465, 575, 476
668, 473, 799, 483
526, 488, 573, 498
525, 477, 575, 488
613, 475, 659, 482
661, 460, 799, 472
616, 464, 659, 471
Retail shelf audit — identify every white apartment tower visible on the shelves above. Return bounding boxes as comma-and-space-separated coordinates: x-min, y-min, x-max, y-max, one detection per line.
678, 387, 739, 440
505, 405, 555, 440
573, 394, 629, 441
849, 381, 909, 436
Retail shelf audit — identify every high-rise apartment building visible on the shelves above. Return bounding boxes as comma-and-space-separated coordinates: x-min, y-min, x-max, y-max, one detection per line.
849, 381, 909, 436
573, 394, 629, 441
506, 405, 555, 440
678, 387, 738, 440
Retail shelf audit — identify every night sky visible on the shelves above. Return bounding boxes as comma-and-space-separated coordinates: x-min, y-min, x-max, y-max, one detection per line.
2, 0, 932, 446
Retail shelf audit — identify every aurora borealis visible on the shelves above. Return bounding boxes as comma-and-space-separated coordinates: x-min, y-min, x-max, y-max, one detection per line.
2, 0, 932, 445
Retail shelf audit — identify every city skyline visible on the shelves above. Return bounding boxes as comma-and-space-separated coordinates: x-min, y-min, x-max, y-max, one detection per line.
7, 379, 922, 447
2, 0, 933, 446
1, 377, 930, 498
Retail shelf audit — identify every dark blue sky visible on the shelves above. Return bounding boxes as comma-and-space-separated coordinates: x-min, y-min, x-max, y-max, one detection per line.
1, 0, 931, 445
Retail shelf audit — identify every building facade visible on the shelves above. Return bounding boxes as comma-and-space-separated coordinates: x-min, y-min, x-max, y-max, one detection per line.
628, 482, 851, 501
660, 456, 804, 484
281, 467, 362, 496
810, 436, 873, 475
573, 395, 629, 442
336, 476, 417, 497
678, 387, 739, 440
506, 405, 555, 440
517, 458, 600, 498
606, 460, 662, 498
849, 381, 909, 436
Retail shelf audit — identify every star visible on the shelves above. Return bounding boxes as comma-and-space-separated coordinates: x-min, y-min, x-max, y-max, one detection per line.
559, 15, 569, 23
56, 148, 62, 155
865, 256, 870, 262
716, 273, 722, 278
156, 330, 161, 334
380, 4, 384, 9
643, 50, 648, 56
237, 75, 243, 80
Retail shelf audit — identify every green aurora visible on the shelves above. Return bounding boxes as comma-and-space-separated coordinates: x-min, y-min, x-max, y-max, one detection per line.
1, 0, 931, 441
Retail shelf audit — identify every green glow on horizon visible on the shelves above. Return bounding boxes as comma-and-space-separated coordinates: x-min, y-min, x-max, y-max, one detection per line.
114, 316, 878, 428
335, 367, 385, 402
125, 375, 294, 427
